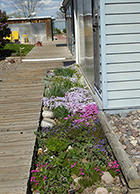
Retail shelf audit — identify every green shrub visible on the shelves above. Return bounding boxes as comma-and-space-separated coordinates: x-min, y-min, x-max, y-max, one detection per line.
53, 28, 61, 34
63, 28, 66, 33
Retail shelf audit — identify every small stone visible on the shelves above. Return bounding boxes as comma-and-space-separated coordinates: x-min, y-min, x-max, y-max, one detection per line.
44, 148, 48, 153
124, 140, 130, 146
130, 136, 135, 140
74, 177, 82, 184
67, 145, 73, 151
137, 109, 140, 113
130, 140, 137, 146
101, 172, 113, 184
127, 131, 132, 136
114, 176, 120, 184
122, 145, 126, 150
137, 121, 140, 128
130, 149, 136, 155
134, 161, 140, 167
134, 155, 140, 159
42, 110, 53, 118
41, 120, 54, 128
95, 187, 108, 194
132, 111, 137, 115
119, 112, 128, 117
43, 118, 56, 124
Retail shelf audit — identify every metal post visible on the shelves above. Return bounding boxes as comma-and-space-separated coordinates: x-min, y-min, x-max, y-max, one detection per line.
20, 47, 23, 63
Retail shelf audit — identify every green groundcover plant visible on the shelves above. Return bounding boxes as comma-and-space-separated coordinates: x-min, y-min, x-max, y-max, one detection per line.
30, 64, 120, 194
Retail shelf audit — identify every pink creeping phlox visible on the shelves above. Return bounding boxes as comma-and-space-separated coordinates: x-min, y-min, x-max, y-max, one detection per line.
31, 169, 40, 173
108, 160, 120, 172
35, 181, 39, 185
72, 104, 99, 126
94, 166, 100, 172
30, 176, 35, 182
43, 176, 47, 180
79, 167, 84, 176
71, 162, 77, 168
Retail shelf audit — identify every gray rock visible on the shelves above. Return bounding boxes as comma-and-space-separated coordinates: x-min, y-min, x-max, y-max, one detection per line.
42, 110, 54, 118
95, 187, 108, 194
101, 172, 113, 184
67, 145, 73, 151
41, 120, 54, 128
134, 155, 140, 159
127, 131, 132, 136
119, 113, 128, 117
124, 140, 130, 146
43, 118, 56, 125
137, 121, 140, 128
130, 149, 136, 155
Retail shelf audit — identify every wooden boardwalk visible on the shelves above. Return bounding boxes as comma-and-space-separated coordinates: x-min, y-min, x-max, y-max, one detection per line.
0, 40, 73, 194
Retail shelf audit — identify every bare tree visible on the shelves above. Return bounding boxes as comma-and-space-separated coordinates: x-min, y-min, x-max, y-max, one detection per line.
56, 10, 65, 19
11, 0, 44, 18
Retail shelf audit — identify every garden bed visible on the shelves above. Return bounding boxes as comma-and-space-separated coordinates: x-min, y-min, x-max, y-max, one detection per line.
30, 64, 128, 194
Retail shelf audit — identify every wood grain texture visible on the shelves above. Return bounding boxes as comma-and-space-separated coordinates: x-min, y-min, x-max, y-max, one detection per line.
0, 40, 73, 194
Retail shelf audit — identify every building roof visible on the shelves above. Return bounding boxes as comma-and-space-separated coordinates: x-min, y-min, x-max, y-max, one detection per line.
61, 0, 70, 7
8, 16, 52, 21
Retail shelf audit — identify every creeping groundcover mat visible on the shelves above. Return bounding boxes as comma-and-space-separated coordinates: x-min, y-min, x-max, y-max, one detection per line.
30, 64, 126, 194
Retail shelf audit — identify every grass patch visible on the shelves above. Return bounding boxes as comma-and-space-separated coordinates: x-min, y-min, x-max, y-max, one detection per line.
0, 42, 34, 58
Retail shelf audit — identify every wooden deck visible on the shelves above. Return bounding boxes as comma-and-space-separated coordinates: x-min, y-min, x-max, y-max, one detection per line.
0, 40, 73, 194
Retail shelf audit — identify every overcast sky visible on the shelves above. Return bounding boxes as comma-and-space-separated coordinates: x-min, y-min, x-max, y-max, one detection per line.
0, 0, 62, 17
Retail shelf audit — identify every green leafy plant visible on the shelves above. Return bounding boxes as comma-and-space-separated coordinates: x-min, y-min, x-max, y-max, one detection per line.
45, 137, 69, 154
53, 105, 70, 121
54, 67, 76, 77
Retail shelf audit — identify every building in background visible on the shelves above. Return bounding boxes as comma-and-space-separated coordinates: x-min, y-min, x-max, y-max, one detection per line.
8, 16, 53, 43
53, 19, 66, 31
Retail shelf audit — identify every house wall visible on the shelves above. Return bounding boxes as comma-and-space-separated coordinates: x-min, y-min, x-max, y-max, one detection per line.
104, 0, 140, 111
62, 0, 140, 112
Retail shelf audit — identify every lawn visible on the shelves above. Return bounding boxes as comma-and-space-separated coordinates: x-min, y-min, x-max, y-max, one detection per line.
0, 42, 34, 58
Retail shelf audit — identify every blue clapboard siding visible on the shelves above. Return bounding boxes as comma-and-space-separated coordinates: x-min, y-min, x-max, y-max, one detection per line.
104, 0, 140, 110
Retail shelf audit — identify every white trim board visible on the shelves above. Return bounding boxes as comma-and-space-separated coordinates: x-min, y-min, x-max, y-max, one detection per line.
22, 58, 66, 62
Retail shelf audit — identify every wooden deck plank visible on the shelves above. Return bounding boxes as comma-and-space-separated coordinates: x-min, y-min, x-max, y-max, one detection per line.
0, 40, 74, 193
